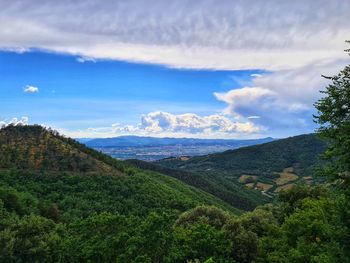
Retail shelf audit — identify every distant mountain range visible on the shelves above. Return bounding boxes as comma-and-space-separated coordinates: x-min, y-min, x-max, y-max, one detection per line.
80, 135, 275, 147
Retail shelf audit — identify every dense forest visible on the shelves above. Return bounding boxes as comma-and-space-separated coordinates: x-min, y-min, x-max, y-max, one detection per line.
1, 49, 350, 262
1, 169, 349, 262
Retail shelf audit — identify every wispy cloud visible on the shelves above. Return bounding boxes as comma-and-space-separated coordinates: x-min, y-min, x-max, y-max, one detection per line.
0, 0, 349, 70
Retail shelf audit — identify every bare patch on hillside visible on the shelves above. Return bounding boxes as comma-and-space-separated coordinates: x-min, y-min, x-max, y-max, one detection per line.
255, 182, 273, 192
275, 167, 299, 186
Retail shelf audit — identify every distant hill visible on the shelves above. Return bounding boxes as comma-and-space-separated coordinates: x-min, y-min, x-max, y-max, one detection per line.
82, 135, 275, 147
157, 134, 327, 195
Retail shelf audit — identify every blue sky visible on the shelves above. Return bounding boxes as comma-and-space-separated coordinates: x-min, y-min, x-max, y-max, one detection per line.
0, 51, 266, 137
0, 0, 349, 138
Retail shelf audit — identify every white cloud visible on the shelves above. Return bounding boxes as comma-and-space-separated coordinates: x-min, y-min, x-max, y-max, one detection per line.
24, 85, 39, 93
139, 111, 260, 134
64, 111, 262, 138
214, 87, 275, 117
0, 0, 349, 70
0, 117, 29, 128
213, 58, 349, 136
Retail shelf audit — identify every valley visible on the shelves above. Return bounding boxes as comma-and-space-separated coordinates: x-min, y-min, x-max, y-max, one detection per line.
81, 136, 275, 161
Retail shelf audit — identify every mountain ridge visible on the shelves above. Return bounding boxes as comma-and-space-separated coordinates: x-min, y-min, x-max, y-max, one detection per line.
82, 135, 275, 147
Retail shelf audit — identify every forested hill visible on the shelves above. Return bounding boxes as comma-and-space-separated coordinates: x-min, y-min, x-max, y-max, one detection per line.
127, 158, 269, 210
0, 125, 126, 174
157, 134, 327, 195
157, 134, 326, 175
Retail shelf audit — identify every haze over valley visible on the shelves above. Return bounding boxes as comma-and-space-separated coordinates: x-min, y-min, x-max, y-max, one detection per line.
80, 136, 275, 160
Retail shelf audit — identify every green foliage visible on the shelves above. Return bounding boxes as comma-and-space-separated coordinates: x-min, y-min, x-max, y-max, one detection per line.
170, 221, 232, 263
259, 196, 349, 263
314, 58, 350, 184
0, 212, 65, 263
1, 170, 350, 262
175, 206, 229, 229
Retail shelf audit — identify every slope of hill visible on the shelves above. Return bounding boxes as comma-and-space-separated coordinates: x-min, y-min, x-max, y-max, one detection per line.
157, 134, 327, 195
127, 159, 269, 210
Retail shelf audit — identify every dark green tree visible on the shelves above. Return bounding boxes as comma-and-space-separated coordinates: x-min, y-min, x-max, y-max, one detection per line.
314, 41, 350, 185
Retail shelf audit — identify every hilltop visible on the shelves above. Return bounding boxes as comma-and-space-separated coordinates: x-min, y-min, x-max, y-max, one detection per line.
0, 125, 125, 174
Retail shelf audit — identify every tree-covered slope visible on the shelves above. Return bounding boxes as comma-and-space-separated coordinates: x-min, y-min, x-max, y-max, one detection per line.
157, 134, 327, 195
127, 159, 269, 211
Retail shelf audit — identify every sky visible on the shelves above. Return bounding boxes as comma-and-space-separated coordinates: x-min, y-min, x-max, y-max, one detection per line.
0, 0, 349, 139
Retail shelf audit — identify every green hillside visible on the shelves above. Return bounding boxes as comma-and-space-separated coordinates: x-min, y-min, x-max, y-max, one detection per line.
127, 159, 269, 211
157, 134, 327, 195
